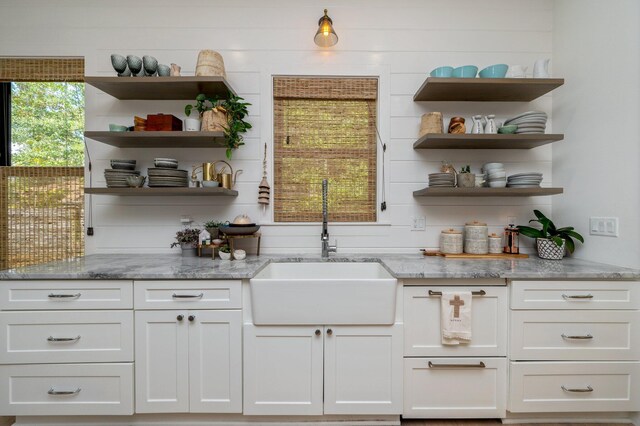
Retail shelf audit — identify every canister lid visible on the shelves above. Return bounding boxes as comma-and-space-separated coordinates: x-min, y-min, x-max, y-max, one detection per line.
441, 228, 462, 234
465, 221, 487, 226
489, 233, 502, 238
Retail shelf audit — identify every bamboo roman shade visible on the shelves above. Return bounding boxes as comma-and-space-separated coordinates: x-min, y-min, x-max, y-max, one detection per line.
0, 57, 84, 82
273, 77, 378, 222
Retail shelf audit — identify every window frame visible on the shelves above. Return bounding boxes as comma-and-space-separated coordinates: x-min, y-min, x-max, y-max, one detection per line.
260, 65, 391, 226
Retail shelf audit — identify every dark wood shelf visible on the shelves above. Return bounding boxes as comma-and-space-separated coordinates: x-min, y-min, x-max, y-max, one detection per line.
413, 133, 564, 149
84, 76, 236, 100
413, 78, 564, 102
413, 187, 564, 197
84, 131, 226, 148
84, 187, 238, 196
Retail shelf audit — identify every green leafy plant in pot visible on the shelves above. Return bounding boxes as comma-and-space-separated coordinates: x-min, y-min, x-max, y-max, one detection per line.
218, 244, 231, 260
517, 210, 584, 260
170, 227, 201, 255
204, 220, 228, 239
457, 165, 475, 188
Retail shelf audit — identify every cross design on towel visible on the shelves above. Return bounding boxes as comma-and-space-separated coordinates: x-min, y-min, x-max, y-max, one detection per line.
450, 295, 464, 318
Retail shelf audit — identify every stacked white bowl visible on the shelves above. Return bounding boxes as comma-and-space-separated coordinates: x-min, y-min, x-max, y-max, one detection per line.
482, 163, 506, 188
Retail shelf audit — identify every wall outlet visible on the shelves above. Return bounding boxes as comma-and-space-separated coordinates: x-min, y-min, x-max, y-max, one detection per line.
180, 216, 193, 225
411, 216, 426, 231
507, 216, 517, 225
589, 217, 618, 237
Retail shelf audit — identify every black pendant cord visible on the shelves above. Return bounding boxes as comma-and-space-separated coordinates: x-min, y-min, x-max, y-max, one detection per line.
0, 83, 11, 166
83, 138, 94, 235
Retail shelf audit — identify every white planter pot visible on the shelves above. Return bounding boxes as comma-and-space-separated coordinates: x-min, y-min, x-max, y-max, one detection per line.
184, 117, 201, 132
536, 238, 565, 260
219, 251, 231, 260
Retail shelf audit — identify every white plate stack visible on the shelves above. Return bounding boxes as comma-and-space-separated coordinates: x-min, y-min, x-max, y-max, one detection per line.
504, 111, 547, 134
105, 160, 139, 188
507, 172, 543, 188
482, 163, 506, 188
428, 173, 455, 188
147, 168, 189, 187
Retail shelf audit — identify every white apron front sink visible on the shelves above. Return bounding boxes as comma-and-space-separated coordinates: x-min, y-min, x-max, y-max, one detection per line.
250, 262, 397, 325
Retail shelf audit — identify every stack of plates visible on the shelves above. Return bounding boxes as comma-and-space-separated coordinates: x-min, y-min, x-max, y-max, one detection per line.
482, 163, 506, 188
154, 158, 178, 169
104, 169, 140, 187
110, 159, 136, 170
428, 173, 455, 188
504, 111, 547, 134
147, 168, 189, 187
507, 172, 543, 188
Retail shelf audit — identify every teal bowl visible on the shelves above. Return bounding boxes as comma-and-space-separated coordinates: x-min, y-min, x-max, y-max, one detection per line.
109, 124, 129, 132
452, 65, 478, 78
430, 66, 454, 78
479, 64, 508, 78
498, 125, 518, 134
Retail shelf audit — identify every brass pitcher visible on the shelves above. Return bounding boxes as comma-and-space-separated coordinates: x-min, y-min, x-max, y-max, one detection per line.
212, 160, 243, 189
191, 162, 219, 183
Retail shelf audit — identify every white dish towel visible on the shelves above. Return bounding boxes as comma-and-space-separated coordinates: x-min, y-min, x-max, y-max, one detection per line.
441, 291, 472, 345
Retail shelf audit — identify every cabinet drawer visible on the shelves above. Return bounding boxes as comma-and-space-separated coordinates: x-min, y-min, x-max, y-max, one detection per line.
403, 357, 506, 418
0, 311, 134, 364
509, 361, 640, 413
510, 310, 640, 361
134, 280, 240, 309
511, 280, 640, 310
404, 286, 507, 357
0, 280, 133, 310
0, 363, 134, 415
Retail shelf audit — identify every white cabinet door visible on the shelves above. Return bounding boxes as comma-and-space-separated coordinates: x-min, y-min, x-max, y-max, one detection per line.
324, 325, 402, 415
404, 286, 507, 357
243, 325, 323, 415
189, 310, 242, 413
135, 310, 189, 413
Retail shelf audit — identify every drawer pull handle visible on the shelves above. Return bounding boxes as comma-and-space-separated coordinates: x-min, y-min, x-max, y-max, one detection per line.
428, 290, 486, 297
48, 388, 81, 396
562, 294, 593, 300
172, 293, 204, 299
428, 361, 486, 369
47, 335, 81, 343
48, 293, 81, 299
561, 385, 593, 393
561, 333, 593, 340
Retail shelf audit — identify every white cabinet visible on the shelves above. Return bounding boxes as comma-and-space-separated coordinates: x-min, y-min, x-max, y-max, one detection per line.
134, 280, 241, 310
243, 324, 402, 416
135, 310, 242, 414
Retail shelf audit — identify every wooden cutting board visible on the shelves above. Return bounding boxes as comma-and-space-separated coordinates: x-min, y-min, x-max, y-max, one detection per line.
421, 249, 529, 259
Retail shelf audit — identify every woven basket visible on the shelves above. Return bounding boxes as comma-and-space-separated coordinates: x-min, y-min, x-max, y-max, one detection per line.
419, 112, 443, 136
195, 50, 226, 78
536, 238, 566, 260
202, 108, 228, 132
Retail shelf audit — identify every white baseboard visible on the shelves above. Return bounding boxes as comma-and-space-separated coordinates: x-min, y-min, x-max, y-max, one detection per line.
501, 411, 636, 424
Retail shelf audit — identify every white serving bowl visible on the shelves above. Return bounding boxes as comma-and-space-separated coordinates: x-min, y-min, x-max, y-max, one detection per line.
233, 249, 246, 260
202, 180, 220, 188
488, 180, 507, 188
482, 163, 504, 172
487, 171, 506, 179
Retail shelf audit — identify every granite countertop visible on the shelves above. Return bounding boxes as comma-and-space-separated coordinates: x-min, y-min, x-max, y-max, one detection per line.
1, 253, 639, 281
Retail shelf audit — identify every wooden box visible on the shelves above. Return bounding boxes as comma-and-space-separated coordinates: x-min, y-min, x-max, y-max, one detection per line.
145, 114, 182, 131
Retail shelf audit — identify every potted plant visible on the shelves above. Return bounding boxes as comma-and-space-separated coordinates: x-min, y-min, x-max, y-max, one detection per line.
457, 165, 475, 188
184, 94, 217, 131
517, 210, 584, 260
218, 245, 231, 260
204, 220, 227, 239
188, 92, 252, 159
170, 227, 201, 256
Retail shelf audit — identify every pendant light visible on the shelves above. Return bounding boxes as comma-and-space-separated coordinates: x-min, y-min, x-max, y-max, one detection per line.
314, 9, 338, 47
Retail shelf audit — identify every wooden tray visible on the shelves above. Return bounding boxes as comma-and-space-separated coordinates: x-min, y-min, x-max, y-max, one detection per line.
421, 250, 528, 259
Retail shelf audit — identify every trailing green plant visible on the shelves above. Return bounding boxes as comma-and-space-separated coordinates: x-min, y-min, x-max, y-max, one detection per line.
170, 228, 201, 248
219, 245, 231, 254
184, 94, 218, 117
459, 165, 471, 174
517, 210, 584, 254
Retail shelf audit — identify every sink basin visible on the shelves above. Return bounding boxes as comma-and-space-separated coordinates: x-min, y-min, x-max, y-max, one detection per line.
250, 262, 397, 325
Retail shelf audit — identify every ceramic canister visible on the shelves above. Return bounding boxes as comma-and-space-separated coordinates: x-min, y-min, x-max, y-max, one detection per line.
440, 229, 463, 254
488, 233, 503, 254
464, 221, 489, 254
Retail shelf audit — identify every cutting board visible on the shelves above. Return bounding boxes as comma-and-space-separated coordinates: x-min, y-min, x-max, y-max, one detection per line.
421, 250, 529, 259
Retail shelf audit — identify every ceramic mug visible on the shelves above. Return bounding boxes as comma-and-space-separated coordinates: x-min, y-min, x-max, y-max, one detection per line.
507, 65, 528, 78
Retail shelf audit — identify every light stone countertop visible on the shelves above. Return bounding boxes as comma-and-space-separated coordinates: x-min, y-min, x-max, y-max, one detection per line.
0, 253, 639, 281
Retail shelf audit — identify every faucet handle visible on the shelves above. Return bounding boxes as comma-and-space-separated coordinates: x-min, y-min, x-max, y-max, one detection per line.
331, 238, 338, 253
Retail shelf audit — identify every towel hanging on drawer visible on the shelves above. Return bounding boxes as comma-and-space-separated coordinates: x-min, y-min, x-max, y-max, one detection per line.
441, 291, 472, 345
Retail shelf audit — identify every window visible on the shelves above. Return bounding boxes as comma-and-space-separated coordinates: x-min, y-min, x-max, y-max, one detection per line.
0, 57, 85, 269
273, 77, 378, 222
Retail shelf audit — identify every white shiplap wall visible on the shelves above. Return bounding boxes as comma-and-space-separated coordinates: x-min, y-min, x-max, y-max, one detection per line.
0, 0, 555, 254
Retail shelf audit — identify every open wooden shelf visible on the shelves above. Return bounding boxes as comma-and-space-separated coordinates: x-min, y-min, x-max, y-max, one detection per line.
84, 187, 238, 196
413, 78, 564, 102
413, 133, 564, 149
84, 131, 226, 148
413, 187, 564, 197
85, 76, 236, 100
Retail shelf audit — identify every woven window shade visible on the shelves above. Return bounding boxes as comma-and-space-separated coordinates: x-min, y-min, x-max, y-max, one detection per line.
0, 167, 84, 270
273, 77, 377, 222
0, 57, 84, 82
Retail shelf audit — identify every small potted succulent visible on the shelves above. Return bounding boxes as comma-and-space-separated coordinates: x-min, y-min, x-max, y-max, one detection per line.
218, 245, 231, 260
184, 94, 217, 131
517, 210, 584, 260
204, 220, 227, 239
457, 165, 475, 188
170, 227, 201, 256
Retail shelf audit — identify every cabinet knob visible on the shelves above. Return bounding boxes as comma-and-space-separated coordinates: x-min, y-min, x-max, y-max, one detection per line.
315, 329, 321, 336
188, 315, 195, 322
327, 328, 333, 336
177, 315, 184, 321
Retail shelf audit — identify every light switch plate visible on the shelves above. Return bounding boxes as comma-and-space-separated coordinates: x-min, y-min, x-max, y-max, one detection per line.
411, 216, 426, 231
589, 217, 618, 237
